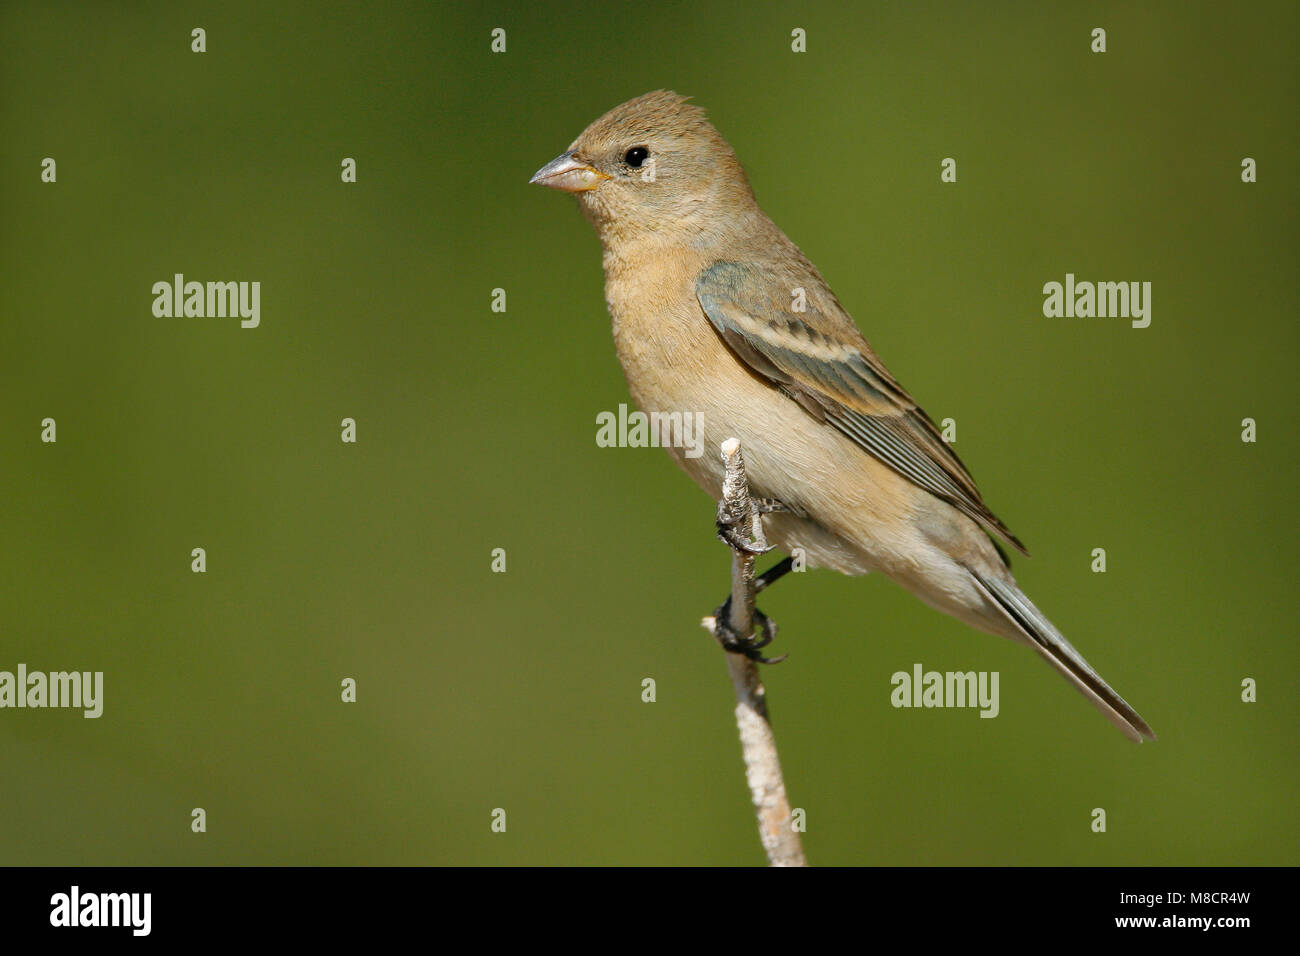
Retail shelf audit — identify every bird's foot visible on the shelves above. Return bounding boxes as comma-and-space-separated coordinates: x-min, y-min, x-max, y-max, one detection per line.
710, 597, 786, 664
715, 497, 776, 554
716, 521, 772, 555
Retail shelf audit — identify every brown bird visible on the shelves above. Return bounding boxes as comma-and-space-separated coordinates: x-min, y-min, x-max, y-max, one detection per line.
531, 90, 1154, 742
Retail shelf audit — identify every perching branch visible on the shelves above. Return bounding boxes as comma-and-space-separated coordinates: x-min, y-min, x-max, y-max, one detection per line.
702, 438, 808, 867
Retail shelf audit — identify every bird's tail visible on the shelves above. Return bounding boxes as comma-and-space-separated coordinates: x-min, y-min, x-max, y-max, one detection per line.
968, 571, 1156, 743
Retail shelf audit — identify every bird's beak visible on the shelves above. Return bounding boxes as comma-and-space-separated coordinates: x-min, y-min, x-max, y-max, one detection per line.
529, 152, 609, 193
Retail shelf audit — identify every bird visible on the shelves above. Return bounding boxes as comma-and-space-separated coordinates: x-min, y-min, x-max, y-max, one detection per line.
530, 90, 1155, 743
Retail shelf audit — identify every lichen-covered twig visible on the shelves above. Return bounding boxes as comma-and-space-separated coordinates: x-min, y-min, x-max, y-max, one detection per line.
702, 438, 808, 867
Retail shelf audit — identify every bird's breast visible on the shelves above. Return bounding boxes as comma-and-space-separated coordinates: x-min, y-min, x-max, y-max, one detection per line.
599, 249, 916, 575
602, 253, 731, 490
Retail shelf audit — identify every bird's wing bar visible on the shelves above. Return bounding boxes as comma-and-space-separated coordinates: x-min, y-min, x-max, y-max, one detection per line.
696, 260, 1026, 555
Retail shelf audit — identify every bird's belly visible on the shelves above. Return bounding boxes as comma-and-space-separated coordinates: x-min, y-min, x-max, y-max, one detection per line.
609, 300, 923, 577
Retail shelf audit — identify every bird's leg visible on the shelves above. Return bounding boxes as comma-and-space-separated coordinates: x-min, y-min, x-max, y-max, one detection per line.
715, 493, 799, 552
711, 557, 793, 663
713, 494, 798, 663
710, 598, 784, 664
754, 556, 794, 595
715, 494, 774, 555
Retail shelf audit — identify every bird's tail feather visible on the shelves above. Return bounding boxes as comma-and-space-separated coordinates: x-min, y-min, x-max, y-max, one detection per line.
968, 572, 1156, 743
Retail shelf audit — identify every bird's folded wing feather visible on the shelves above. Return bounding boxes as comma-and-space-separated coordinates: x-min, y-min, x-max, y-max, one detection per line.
696, 260, 1026, 555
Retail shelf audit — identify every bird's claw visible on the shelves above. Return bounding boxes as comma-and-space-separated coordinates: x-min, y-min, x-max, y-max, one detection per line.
711, 598, 786, 664
715, 519, 774, 554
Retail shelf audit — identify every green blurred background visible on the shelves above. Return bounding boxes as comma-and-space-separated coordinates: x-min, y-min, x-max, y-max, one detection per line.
1, 0, 1295, 865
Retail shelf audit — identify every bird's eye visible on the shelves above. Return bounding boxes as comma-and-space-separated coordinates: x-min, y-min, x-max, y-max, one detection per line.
624, 146, 650, 169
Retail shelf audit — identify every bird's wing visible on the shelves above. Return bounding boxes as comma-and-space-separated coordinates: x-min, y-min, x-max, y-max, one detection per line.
696, 259, 1026, 555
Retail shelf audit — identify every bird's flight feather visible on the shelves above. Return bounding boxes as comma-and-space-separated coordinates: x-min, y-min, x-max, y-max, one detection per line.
696, 260, 1027, 555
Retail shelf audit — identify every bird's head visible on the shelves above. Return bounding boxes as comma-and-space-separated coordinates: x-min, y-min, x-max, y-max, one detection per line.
530, 90, 756, 247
